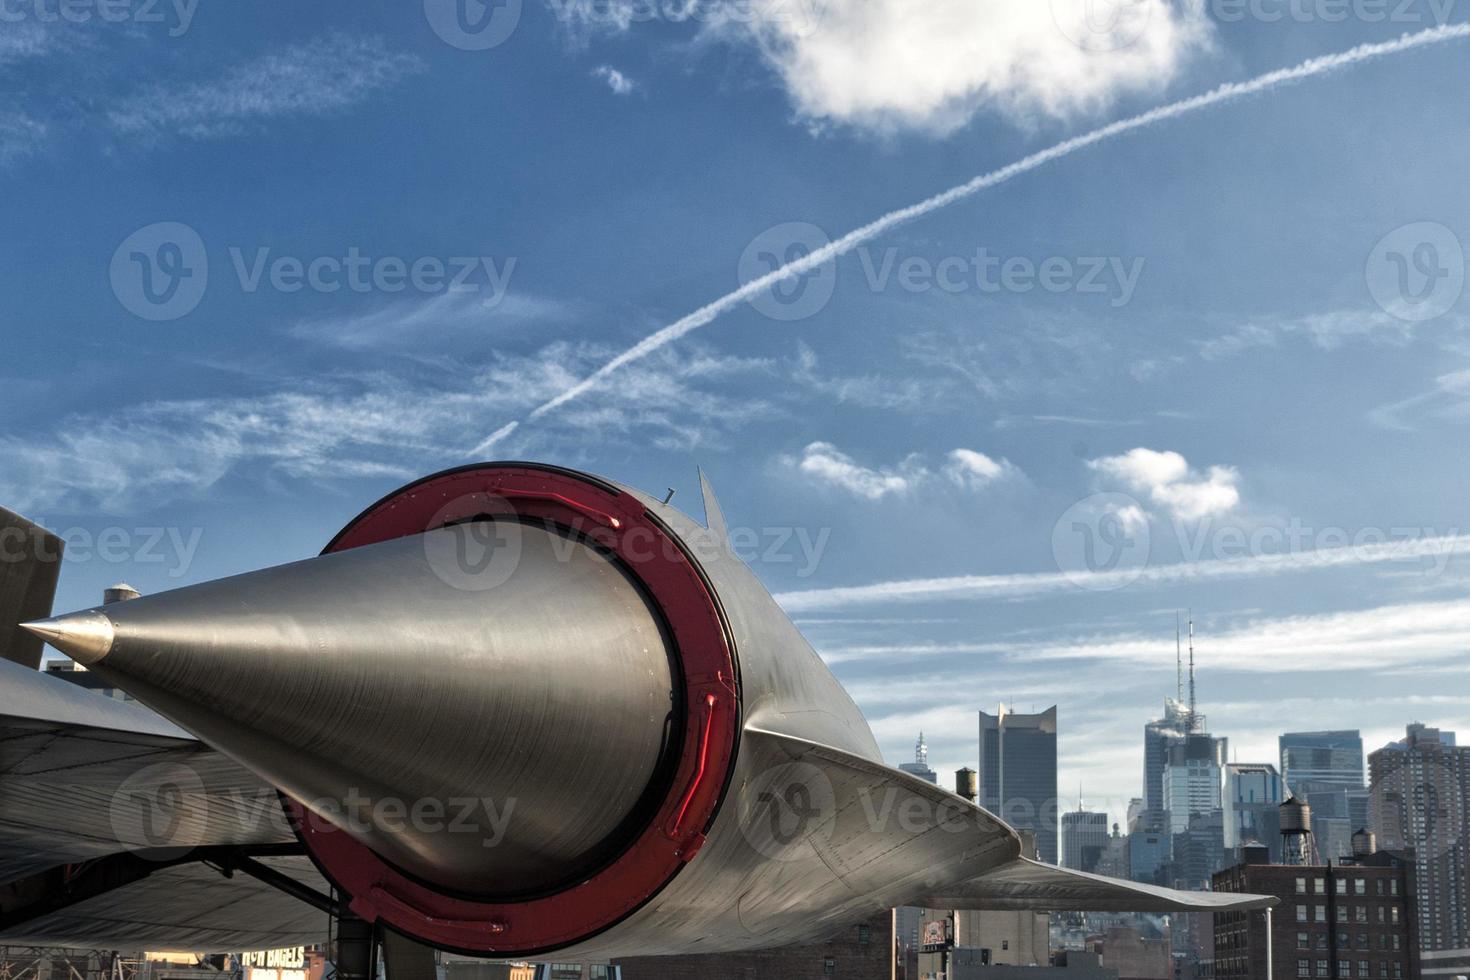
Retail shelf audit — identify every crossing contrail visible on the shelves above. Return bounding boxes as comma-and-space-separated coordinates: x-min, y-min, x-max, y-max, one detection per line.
472, 23, 1470, 455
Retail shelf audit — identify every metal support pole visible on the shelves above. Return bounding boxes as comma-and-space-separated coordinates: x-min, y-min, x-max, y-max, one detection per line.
1265, 906, 1273, 980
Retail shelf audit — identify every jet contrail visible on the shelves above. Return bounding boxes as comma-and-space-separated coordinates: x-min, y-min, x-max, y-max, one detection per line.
473, 23, 1470, 455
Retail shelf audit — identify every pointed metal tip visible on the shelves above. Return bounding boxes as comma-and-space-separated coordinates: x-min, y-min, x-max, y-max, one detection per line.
20, 611, 115, 666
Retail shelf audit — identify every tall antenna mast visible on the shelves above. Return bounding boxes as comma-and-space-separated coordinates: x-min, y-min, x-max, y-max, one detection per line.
1175, 612, 1183, 705
1187, 613, 1197, 730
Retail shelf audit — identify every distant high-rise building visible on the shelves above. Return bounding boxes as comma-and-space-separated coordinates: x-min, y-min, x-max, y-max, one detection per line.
1281, 730, 1368, 864
1223, 762, 1285, 861
1281, 730, 1365, 794
979, 706, 1058, 864
1144, 699, 1196, 817
1063, 808, 1110, 873
1163, 732, 1228, 834
898, 731, 938, 784
1369, 722, 1470, 956
1128, 824, 1170, 884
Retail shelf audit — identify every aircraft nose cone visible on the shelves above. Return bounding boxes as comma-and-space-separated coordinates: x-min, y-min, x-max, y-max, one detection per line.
20, 611, 115, 665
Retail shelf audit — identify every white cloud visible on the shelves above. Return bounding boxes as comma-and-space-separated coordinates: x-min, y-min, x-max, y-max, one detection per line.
0, 342, 775, 514
944, 449, 1020, 490
794, 442, 926, 500
710, 0, 1213, 134
547, 0, 1211, 132
288, 291, 580, 353
0, 113, 46, 167
592, 64, 637, 94
1200, 308, 1425, 361
1089, 447, 1240, 521
790, 442, 1019, 500
775, 531, 1470, 611
108, 34, 424, 140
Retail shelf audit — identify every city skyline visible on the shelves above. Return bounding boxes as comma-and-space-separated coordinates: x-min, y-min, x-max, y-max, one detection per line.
4, 0, 1469, 854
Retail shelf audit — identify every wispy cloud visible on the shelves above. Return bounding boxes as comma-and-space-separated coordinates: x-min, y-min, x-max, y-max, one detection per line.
0, 343, 775, 515
786, 441, 1020, 501
1368, 368, 1470, 431
775, 531, 1470, 611
0, 112, 47, 167
469, 25, 1470, 450
592, 64, 637, 95
108, 34, 424, 140
288, 290, 581, 354
1199, 308, 1428, 361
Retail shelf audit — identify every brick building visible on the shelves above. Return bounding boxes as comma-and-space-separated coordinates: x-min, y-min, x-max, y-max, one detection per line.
614, 912, 896, 980
1212, 849, 1418, 980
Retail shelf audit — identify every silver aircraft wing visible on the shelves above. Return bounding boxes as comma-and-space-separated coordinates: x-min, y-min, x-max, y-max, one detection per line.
918, 855, 1279, 912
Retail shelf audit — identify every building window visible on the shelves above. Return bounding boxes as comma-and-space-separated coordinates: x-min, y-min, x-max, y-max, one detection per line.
1390, 908, 1399, 925
1377, 907, 1386, 924
1376, 880, 1385, 896
1357, 933, 1368, 950
1391, 936, 1400, 951
1392, 964, 1402, 980
1358, 961, 1369, 977
1356, 907, 1368, 923
1298, 933, 1310, 950
1317, 935, 1329, 951
1297, 961, 1311, 978
1001, 941, 1009, 951
589, 969, 609, 980
1354, 880, 1366, 896
1315, 878, 1326, 894
823, 958, 835, 976
1299, 905, 1310, 923
858, 924, 870, 946
1317, 960, 1330, 977
1336, 879, 1348, 895
1316, 907, 1328, 923
1390, 880, 1398, 896
1379, 963, 1389, 979
1297, 877, 1308, 894
1339, 959, 1352, 977
1337, 907, 1349, 923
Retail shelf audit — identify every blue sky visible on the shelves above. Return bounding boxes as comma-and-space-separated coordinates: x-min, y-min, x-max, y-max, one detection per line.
4, 0, 1470, 826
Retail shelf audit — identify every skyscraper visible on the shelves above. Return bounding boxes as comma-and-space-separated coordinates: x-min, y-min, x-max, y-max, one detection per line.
1280, 730, 1365, 793
1281, 730, 1368, 862
1162, 731, 1228, 834
898, 731, 938, 784
1144, 699, 1196, 817
1369, 722, 1470, 956
1222, 762, 1284, 861
979, 706, 1058, 864
1062, 808, 1110, 873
